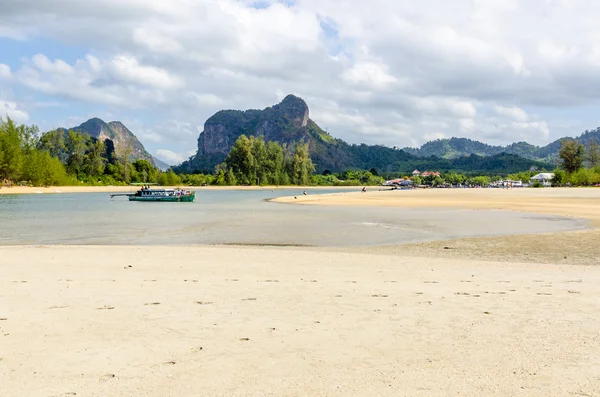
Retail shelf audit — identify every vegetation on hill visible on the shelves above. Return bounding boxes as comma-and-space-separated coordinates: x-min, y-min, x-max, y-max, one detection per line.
403, 128, 600, 164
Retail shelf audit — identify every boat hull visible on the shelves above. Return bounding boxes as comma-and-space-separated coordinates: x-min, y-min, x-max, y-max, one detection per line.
128, 193, 195, 202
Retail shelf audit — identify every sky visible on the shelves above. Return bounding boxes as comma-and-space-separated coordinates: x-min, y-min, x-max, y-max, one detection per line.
1, 0, 600, 164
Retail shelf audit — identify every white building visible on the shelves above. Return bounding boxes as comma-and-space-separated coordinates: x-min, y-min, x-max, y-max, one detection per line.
530, 173, 555, 187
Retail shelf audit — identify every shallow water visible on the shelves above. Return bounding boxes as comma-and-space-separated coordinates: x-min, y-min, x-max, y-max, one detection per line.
0, 188, 589, 246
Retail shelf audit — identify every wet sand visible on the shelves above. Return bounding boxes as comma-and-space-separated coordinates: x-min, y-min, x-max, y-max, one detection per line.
1, 246, 599, 397
274, 188, 600, 266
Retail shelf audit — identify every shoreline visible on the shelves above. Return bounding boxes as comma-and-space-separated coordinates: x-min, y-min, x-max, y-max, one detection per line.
0, 185, 360, 195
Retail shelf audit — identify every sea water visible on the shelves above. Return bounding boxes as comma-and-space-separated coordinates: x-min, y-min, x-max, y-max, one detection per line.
0, 188, 589, 246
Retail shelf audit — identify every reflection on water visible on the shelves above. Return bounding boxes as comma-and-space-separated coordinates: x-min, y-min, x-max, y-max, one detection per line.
0, 189, 589, 246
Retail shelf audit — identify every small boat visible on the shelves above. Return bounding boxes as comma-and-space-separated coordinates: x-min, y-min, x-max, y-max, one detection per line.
110, 185, 196, 202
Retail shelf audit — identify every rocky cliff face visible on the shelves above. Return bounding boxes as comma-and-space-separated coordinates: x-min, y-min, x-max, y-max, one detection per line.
181, 94, 336, 172
70, 118, 156, 165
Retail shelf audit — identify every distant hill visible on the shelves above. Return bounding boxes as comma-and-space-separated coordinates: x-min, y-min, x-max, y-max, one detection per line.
151, 156, 170, 171
66, 118, 158, 166
174, 95, 552, 175
403, 129, 600, 163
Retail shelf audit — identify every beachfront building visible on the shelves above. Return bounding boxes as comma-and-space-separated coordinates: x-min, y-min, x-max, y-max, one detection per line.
530, 173, 555, 187
412, 169, 421, 176
421, 171, 441, 177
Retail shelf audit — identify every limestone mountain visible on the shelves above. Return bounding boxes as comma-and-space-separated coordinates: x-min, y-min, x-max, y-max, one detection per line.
174, 95, 552, 174
67, 118, 155, 164
177, 94, 345, 172
64, 118, 171, 170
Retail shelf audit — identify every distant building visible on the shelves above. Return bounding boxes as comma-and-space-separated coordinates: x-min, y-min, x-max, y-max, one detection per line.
412, 169, 420, 176
420, 171, 440, 178
530, 173, 555, 187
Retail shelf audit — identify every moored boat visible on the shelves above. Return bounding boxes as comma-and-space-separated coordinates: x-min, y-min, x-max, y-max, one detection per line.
110, 185, 196, 202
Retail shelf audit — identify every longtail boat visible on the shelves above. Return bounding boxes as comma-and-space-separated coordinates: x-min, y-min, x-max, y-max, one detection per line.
110, 184, 196, 202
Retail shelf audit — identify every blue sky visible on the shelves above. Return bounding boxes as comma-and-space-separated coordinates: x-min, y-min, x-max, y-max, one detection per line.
1, 0, 600, 164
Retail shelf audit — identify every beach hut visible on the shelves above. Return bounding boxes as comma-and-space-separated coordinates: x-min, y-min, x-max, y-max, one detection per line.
530, 173, 555, 187
412, 169, 421, 176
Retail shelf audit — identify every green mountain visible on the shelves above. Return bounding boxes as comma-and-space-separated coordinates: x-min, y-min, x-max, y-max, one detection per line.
404, 129, 600, 164
174, 95, 552, 174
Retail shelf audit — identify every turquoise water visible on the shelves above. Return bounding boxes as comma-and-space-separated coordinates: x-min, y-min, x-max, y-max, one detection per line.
0, 188, 589, 246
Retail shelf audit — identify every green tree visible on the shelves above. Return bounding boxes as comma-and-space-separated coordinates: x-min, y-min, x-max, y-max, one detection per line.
290, 142, 314, 185
552, 169, 566, 185
83, 139, 106, 178
39, 129, 67, 161
120, 143, 133, 182
0, 117, 25, 180
559, 138, 584, 173
22, 150, 69, 186
225, 168, 237, 185
132, 159, 158, 183
65, 131, 87, 176
226, 135, 256, 185
586, 139, 600, 168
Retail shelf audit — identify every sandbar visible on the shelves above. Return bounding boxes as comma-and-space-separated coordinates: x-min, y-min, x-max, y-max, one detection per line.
275, 188, 600, 266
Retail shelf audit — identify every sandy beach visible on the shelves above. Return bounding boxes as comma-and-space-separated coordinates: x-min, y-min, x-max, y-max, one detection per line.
1, 246, 599, 397
1, 187, 600, 396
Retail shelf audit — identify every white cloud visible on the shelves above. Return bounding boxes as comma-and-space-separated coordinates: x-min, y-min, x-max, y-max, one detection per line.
0, 64, 11, 79
3, 0, 600, 153
494, 105, 528, 122
16, 54, 181, 107
0, 100, 29, 122
155, 149, 187, 164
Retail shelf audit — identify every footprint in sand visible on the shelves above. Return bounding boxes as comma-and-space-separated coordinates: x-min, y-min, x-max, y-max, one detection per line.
334, 295, 342, 298
239, 338, 250, 341
372, 294, 388, 298
144, 302, 161, 306
568, 290, 581, 294
190, 346, 203, 353
0, 318, 6, 321
99, 373, 115, 382
227, 279, 239, 282
536, 293, 552, 296
423, 281, 439, 284
194, 301, 214, 305
242, 298, 257, 301
96, 305, 115, 310
49, 305, 69, 309
164, 361, 176, 365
